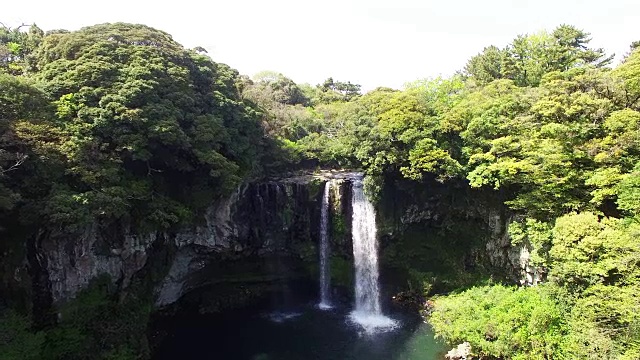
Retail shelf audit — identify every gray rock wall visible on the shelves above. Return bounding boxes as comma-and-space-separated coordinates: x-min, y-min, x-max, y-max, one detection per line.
40, 174, 344, 306
37, 172, 538, 309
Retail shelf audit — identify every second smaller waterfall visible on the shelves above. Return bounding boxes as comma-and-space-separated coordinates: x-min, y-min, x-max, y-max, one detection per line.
318, 180, 332, 310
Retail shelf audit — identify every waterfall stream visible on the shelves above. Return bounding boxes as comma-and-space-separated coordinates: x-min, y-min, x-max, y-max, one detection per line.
318, 180, 332, 310
349, 177, 397, 334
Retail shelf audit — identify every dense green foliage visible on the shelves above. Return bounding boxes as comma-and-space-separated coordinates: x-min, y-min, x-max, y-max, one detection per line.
0, 20, 638, 359
238, 24, 639, 359
430, 285, 567, 360
1, 275, 152, 360
432, 213, 640, 359
0, 22, 276, 359
1, 23, 272, 233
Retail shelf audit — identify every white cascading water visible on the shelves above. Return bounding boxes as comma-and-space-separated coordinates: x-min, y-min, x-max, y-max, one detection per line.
318, 180, 332, 310
348, 177, 397, 334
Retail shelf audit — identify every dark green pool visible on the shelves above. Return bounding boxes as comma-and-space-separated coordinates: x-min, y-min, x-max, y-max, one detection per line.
154, 300, 447, 360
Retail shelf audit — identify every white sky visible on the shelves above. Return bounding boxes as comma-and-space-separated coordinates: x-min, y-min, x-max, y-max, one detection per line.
4, 0, 640, 91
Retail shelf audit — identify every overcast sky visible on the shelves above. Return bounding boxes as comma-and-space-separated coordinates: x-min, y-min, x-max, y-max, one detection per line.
4, 0, 639, 90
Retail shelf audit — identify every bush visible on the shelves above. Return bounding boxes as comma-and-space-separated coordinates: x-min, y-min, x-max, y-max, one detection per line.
430, 284, 567, 359
0, 310, 45, 360
0, 275, 151, 360
41, 275, 150, 360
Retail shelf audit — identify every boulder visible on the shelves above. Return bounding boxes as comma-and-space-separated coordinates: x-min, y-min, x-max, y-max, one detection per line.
445, 342, 472, 360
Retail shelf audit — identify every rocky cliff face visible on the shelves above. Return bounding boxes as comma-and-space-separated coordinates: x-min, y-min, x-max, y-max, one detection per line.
155, 179, 326, 308
484, 212, 542, 286
37, 173, 357, 307
33, 172, 536, 311
375, 176, 536, 288
41, 225, 157, 305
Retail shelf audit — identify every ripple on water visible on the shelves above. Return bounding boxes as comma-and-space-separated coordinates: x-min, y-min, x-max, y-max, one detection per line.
264, 311, 302, 323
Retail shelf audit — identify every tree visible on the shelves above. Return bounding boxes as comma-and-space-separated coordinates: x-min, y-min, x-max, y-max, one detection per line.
616, 163, 640, 216
613, 48, 640, 109
18, 23, 264, 228
0, 23, 44, 75
465, 45, 506, 85
502, 31, 556, 87
0, 73, 51, 210
549, 24, 612, 70
318, 77, 361, 102
249, 71, 309, 106
431, 285, 568, 360
465, 25, 612, 87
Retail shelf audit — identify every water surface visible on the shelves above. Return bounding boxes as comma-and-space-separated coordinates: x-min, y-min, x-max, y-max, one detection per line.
154, 301, 447, 360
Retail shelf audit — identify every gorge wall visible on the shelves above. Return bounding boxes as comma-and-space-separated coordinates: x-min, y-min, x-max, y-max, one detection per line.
374, 175, 537, 293
20, 173, 350, 310
12, 172, 534, 317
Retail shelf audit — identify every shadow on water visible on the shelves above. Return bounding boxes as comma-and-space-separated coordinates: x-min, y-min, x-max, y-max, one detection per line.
152, 292, 447, 360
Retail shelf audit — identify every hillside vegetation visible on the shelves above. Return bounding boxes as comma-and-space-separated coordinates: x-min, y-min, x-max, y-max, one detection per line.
0, 22, 638, 359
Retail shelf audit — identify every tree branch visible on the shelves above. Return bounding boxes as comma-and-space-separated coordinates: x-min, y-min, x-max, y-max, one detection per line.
146, 161, 163, 176
0, 22, 31, 31
0, 153, 28, 175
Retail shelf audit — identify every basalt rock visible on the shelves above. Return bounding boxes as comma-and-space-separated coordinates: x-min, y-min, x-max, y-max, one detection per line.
445, 342, 472, 360
27, 171, 536, 313
376, 175, 536, 287
34, 172, 358, 309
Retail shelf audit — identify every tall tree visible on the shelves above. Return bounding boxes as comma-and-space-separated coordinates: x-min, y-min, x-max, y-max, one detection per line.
465, 45, 506, 85
465, 25, 612, 87
318, 77, 361, 102
247, 71, 308, 106
0, 73, 50, 210
0, 23, 43, 75
549, 24, 613, 70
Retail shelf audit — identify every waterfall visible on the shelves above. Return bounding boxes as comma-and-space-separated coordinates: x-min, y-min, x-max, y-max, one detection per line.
318, 180, 333, 310
351, 178, 381, 313
348, 176, 397, 334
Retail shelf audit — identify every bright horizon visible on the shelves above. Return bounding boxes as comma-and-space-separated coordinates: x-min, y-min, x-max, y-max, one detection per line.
4, 0, 639, 91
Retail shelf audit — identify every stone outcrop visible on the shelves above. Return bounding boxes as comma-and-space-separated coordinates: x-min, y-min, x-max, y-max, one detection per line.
38, 172, 357, 306
485, 212, 543, 285
376, 176, 537, 286
445, 342, 472, 360
34, 170, 539, 310
485, 212, 537, 285
42, 224, 157, 305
